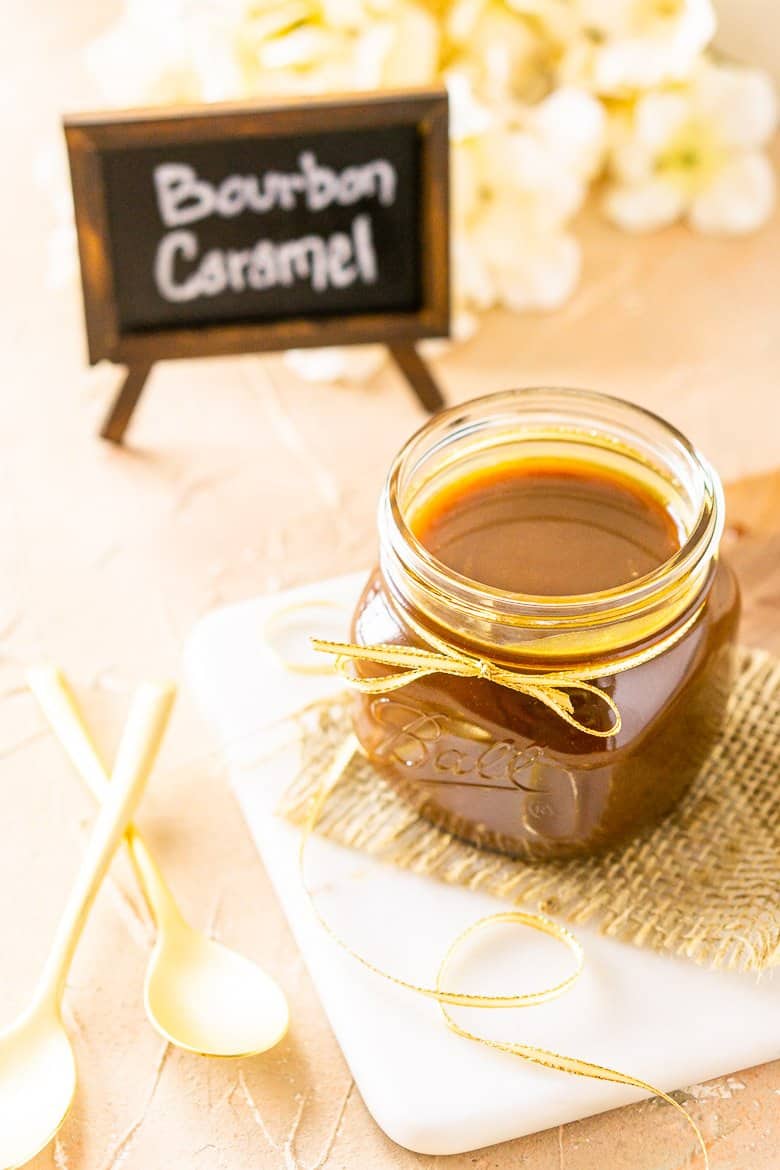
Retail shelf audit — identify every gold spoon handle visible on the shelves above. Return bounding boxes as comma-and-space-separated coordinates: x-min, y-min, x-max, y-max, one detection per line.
27, 668, 179, 925
33, 681, 175, 1009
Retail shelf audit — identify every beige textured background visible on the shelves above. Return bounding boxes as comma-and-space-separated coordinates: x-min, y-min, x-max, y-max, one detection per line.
2, 3, 779, 1168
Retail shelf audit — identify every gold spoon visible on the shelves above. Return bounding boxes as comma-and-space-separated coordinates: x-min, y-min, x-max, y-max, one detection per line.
27, 666, 290, 1059
0, 681, 174, 1170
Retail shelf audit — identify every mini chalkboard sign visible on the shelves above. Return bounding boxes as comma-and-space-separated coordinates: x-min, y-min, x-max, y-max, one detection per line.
64, 89, 450, 443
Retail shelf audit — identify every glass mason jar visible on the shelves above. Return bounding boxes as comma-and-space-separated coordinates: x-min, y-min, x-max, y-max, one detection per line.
349, 388, 739, 860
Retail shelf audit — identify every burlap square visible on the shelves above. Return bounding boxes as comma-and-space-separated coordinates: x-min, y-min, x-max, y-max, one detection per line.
279, 648, 780, 973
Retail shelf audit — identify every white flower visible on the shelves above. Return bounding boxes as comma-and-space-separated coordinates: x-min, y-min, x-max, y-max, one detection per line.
284, 344, 387, 383
87, 0, 440, 106
529, 85, 607, 181
451, 85, 604, 317
371, 3, 440, 87
604, 61, 778, 234
86, 0, 224, 105
453, 231, 497, 311
469, 196, 582, 311
446, 72, 494, 233
562, 0, 716, 96
475, 88, 606, 223
446, 0, 559, 104
476, 125, 587, 225
446, 69, 494, 144
453, 148, 585, 316
234, 0, 439, 96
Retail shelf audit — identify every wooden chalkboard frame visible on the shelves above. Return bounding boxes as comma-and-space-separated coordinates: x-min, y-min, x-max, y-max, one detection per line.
64, 88, 450, 442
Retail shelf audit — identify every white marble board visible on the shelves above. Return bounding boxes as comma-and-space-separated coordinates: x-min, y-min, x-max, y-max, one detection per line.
184, 571, 780, 1156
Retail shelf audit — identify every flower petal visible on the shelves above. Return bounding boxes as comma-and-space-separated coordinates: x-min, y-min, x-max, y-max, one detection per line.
634, 91, 691, 154
694, 61, 778, 150
446, 69, 494, 142
568, 0, 715, 95
453, 236, 497, 311
86, 0, 204, 105
448, 0, 555, 103
494, 231, 581, 311
531, 86, 606, 179
448, 0, 488, 42
689, 151, 776, 235
477, 132, 588, 225
284, 345, 388, 384
603, 176, 687, 232
380, 3, 440, 86
451, 141, 483, 229
608, 93, 690, 183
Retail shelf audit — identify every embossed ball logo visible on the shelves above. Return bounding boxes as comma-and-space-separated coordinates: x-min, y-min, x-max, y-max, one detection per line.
369, 697, 580, 840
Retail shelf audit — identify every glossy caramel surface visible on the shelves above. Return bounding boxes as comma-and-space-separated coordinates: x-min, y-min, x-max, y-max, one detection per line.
411, 461, 680, 595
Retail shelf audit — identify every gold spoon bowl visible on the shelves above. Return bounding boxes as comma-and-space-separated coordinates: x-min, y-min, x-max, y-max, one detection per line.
28, 667, 290, 1060
0, 683, 174, 1169
0, 1005, 75, 1170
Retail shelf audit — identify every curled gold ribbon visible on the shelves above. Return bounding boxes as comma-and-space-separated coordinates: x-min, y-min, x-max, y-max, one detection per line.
311, 638, 623, 738
264, 600, 353, 676
299, 734, 709, 1168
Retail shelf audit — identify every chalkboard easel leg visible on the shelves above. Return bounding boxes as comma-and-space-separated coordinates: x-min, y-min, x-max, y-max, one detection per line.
389, 342, 445, 413
100, 362, 153, 444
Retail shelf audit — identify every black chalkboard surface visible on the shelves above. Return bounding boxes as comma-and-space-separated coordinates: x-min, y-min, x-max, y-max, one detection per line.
104, 126, 421, 332
64, 90, 449, 442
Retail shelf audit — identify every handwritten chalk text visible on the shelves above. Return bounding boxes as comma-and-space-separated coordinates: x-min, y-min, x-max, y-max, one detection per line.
154, 214, 378, 302
150, 151, 395, 304
153, 152, 397, 227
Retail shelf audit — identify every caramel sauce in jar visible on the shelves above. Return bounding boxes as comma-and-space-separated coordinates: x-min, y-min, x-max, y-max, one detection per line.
350, 389, 739, 860
411, 459, 681, 595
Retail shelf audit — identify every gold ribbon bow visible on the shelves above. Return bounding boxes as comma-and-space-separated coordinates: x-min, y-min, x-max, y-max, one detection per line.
312, 593, 707, 740
311, 637, 622, 738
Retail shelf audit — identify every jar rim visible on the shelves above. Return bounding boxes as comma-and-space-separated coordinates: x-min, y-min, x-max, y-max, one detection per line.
381, 387, 724, 630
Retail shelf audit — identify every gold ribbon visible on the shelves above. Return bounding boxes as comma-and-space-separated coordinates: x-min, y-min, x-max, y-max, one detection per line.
299, 733, 709, 1168
264, 600, 353, 676
312, 636, 621, 737
312, 597, 706, 740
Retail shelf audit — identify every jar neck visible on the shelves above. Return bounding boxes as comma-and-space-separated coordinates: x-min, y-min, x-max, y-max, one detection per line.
378, 388, 724, 667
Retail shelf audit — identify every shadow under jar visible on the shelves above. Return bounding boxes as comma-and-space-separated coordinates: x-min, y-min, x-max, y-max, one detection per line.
350, 388, 739, 860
